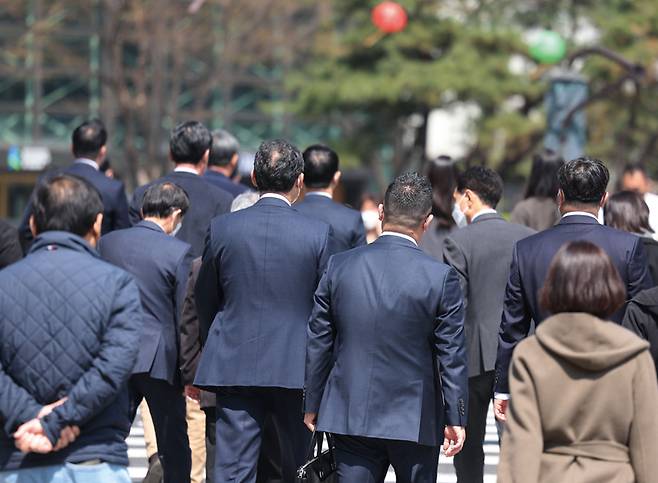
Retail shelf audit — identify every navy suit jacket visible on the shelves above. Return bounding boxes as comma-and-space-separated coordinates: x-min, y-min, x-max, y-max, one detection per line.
19, 160, 130, 247
203, 170, 249, 198
129, 171, 233, 258
194, 196, 332, 389
98, 221, 192, 385
304, 235, 468, 446
294, 194, 366, 252
495, 214, 653, 393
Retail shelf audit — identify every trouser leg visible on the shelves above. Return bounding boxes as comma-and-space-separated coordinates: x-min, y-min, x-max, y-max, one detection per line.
133, 375, 192, 483
186, 397, 206, 483
203, 407, 216, 483
453, 371, 495, 483
333, 434, 388, 483
214, 387, 266, 483
268, 388, 312, 482
387, 439, 440, 483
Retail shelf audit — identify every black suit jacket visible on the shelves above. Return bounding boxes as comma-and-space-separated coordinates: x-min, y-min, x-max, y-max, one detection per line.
304, 235, 468, 446
495, 214, 653, 393
0, 220, 22, 269
129, 171, 233, 258
98, 221, 192, 385
19, 160, 130, 248
443, 213, 535, 378
194, 196, 332, 390
294, 194, 366, 252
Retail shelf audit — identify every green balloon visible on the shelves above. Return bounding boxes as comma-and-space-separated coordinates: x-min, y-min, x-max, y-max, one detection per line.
529, 30, 567, 64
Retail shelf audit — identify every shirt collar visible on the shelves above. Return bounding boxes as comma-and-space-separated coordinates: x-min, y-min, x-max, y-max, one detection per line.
174, 166, 199, 176
305, 191, 333, 200
380, 231, 418, 246
260, 193, 292, 206
562, 211, 601, 224
74, 158, 99, 170
471, 208, 497, 223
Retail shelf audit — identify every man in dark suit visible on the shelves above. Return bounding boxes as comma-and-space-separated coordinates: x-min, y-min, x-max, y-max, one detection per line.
494, 156, 653, 421
129, 121, 233, 258
99, 182, 193, 483
0, 219, 22, 269
19, 119, 130, 249
295, 144, 366, 251
194, 139, 332, 483
204, 129, 250, 198
304, 172, 468, 483
442, 167, 534, 483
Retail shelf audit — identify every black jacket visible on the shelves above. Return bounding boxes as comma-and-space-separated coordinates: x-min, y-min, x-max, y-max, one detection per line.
623, 286, 658, 378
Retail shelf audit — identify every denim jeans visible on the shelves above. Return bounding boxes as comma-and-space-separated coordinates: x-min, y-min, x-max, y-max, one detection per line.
0, 463, 130, 483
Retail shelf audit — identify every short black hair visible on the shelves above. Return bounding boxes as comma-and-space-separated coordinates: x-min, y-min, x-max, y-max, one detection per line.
170, 121, 212, 165
383, 172, 432, 229
72, 119, 107, 159
253, 139, 303, 192
32, 174, 103, 237
558, 157, 609, 205
209, 129, 240, 167
142, 182, 190, 218
457, 166, 503, 208
302, 144, 339, 189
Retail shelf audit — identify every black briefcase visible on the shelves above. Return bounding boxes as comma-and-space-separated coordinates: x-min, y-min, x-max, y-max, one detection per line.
296, 431, 337, 483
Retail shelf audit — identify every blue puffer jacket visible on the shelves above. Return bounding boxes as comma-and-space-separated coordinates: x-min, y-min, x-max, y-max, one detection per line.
0, 231, 142, 470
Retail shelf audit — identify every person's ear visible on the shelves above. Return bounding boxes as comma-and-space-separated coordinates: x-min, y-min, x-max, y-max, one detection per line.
297, 173, 305, 190
98, 145, 107, 163
422, 213, 434, 232
250, 170, 258, 189
332, 171, 342, 187
600, 191, 609, 207
230, 153, 239, 169
557, 189, 565, 206
87, 213, 103, 248
378, 203, 384, 221
198, 149, 209, 174
29, 215, 38, 238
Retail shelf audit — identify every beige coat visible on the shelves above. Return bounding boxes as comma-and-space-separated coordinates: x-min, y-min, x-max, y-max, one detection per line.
497, 313, 658, 483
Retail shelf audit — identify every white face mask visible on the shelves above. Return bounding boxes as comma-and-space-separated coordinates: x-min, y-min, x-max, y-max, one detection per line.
361, 210, 380, 231
452, 197, 468, 227
171, 222, 183, 237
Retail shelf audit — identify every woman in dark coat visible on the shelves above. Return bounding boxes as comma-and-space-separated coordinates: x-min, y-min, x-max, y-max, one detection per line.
604, 190, 658, 285
498, 241, 658, 483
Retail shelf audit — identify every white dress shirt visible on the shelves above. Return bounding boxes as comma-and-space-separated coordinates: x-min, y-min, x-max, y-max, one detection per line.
174, 166, 199, 176
380, 231, 418, 246
74, 158, 99, 170
260, 193, 292, 206
305, 191, 333, 200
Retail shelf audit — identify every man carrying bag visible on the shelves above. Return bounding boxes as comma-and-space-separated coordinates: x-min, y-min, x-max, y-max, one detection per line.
303, 173, 469, 483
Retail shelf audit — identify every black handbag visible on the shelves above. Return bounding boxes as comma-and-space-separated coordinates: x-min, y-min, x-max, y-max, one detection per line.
296, 431, 338, 483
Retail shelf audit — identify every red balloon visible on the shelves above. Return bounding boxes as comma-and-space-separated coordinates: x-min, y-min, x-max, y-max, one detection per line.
371, 1, 408, 34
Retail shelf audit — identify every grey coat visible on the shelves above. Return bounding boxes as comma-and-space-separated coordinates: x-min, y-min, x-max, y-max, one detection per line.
443, 213, 535, 377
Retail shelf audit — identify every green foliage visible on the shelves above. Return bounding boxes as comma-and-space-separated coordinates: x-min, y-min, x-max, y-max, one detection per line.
286, 0, 658, 183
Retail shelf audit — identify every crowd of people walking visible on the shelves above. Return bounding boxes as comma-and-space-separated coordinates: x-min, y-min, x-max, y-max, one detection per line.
0, 118, 657, 483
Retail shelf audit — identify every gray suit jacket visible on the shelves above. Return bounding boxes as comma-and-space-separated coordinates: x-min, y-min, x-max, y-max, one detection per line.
443, 213, 535, 378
